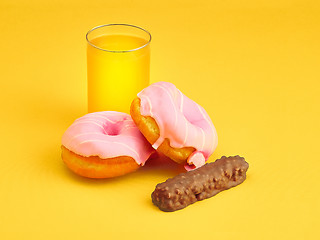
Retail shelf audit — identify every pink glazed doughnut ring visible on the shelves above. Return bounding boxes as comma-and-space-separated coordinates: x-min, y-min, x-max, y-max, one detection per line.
61, 111, 154, 178
130, 81, 218, 170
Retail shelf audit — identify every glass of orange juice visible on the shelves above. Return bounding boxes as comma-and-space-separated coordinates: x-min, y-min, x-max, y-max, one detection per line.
86, 24, 151, 113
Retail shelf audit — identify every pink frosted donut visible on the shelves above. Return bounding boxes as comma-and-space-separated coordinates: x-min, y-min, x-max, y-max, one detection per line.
130, 81, 218, 170
61, 111, 154, 178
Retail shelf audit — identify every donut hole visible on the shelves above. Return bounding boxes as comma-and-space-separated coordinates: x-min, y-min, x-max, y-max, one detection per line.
103, 121, 124, 136
183, 112, 195, 125
178, 99, 201, 127
182, 109, 202, 127
181, 105, 204, 129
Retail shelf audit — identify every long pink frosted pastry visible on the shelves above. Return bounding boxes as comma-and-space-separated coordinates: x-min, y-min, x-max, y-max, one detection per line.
137, 81, 218, 170
62, 111, 154, 166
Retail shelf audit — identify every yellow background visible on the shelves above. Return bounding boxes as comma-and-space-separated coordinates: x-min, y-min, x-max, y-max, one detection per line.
1, 0, 319, 239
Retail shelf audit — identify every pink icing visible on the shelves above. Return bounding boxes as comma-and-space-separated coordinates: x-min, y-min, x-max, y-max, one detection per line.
185, 151, 206, 171
61, 111, 154, 165
137, 81, 218, 170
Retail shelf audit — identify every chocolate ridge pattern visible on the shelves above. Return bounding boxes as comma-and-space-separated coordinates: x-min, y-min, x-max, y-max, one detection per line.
151, 155, 249, 212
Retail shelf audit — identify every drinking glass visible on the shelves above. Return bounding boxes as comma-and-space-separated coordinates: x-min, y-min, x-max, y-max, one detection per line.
86, 24, 151, 113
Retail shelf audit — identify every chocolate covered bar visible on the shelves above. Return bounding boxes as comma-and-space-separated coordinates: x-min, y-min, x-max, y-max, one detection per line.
151, 155, 249, 212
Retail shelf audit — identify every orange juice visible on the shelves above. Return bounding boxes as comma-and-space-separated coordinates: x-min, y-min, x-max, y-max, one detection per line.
87, 34, 150, 113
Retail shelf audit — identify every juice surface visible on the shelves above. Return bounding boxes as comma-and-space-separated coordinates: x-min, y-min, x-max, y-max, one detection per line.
87, 34, 150, 113
90, 34, 148, 51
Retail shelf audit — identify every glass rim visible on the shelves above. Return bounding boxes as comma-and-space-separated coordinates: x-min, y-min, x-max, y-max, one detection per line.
86, 23, 152, 53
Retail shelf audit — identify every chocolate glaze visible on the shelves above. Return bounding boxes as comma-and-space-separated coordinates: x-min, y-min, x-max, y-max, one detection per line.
151, 156, 249, 212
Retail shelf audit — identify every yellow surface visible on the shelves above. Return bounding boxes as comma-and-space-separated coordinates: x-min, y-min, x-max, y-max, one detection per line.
0, 0, 319, 239
87, 34, 150, 113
